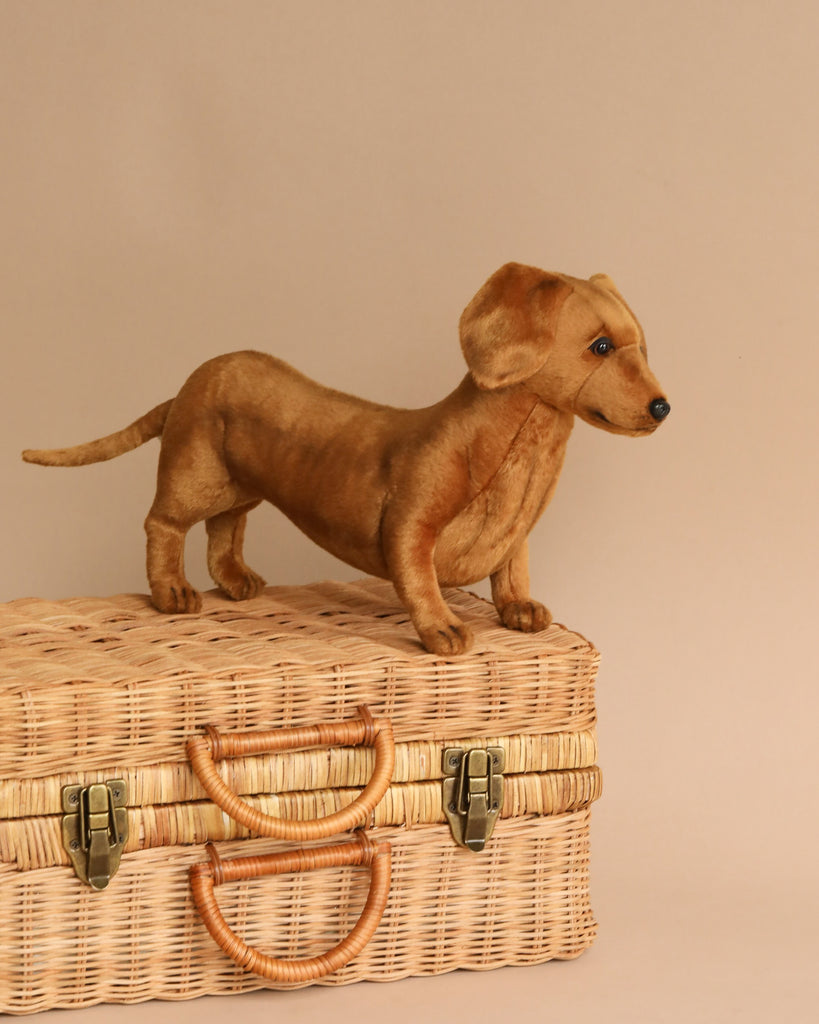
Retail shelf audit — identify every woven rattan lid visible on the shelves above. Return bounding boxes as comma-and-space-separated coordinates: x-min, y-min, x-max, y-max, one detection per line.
0, 578, 598, 779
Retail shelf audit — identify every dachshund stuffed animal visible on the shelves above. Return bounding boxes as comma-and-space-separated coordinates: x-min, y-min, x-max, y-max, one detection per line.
23, 263, 670, 655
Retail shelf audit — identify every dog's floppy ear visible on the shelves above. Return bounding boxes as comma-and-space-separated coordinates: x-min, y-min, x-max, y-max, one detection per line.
589, 272, 641, 329
589, 273, 624, 301
459, 263, 572, 389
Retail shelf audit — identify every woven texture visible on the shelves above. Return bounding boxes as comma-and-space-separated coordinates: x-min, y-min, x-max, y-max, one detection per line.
0, 811, 595, 1013
0, 578, 601, 1012
1, 766, 602, 873
0, 578, 599, 777
0, 728, 598, 820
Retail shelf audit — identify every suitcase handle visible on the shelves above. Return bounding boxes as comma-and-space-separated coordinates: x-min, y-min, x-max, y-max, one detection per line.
190, 833, 391, 982
186, 706, 395, 841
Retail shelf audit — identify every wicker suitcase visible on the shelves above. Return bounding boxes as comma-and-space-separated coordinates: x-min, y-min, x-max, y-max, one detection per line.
0, 578, 601, 1014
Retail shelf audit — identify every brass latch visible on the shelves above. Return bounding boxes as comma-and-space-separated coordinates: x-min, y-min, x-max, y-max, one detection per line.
61, 780, 128, 890
442, 747, 505, 851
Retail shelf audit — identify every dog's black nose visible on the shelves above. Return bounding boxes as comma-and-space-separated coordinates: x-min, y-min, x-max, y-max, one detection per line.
649, 398, 671, 421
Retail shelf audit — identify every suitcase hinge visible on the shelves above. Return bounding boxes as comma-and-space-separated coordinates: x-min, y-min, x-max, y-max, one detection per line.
442, 747, 505, 852
61, 780, 128, 890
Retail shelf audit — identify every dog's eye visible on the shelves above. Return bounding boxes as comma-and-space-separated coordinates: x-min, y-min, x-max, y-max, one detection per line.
590, 336, 614, 356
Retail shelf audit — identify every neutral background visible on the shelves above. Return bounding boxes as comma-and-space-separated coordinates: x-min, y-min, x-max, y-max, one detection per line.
2, 2, 817, 1021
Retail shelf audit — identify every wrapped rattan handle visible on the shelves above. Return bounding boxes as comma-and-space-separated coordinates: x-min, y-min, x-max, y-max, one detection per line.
186, 706, 395, 841
190, 834, 391, 983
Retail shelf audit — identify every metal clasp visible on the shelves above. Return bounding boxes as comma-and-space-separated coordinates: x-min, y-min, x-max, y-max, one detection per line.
442, 747, 505, 852
61, 780, 128, 890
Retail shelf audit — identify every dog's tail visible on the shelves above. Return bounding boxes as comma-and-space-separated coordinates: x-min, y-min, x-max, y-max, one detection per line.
22, 400, 174, 467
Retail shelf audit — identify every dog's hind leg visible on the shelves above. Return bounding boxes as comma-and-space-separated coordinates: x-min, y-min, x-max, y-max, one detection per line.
144, 434, 250, 614
490, 540, 552, 632
206, 503, 266, 601
145, 512, 202, 614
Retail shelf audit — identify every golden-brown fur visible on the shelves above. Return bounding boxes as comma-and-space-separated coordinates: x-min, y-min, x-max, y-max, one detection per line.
22, 263, 669, 655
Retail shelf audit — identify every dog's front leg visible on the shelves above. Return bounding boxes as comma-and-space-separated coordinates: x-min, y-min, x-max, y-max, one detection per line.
490, 540, 552, 633
382, 519, 473, 656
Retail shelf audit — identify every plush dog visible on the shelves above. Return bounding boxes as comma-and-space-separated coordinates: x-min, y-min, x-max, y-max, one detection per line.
23, 263, 669, 655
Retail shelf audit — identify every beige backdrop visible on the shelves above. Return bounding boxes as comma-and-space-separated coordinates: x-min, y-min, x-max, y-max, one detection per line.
2, 2, 817, 1021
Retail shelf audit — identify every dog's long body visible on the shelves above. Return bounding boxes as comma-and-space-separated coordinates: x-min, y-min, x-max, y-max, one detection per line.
23, 263, 669, 654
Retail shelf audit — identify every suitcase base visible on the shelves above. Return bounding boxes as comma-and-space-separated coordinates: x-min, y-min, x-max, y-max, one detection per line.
0, 809, 595, 1014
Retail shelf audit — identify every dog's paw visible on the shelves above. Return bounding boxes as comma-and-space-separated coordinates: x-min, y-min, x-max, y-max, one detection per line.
418, 620, 474, 656
499, 600, 552, 633
219, 569, 267, 601
151, 581, 202, 615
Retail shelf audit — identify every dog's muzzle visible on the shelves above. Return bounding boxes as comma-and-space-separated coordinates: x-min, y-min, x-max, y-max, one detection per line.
649, 398, 671, 422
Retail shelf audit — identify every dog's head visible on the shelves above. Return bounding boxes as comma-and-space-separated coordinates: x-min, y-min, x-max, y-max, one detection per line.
459, 263, 670, 435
